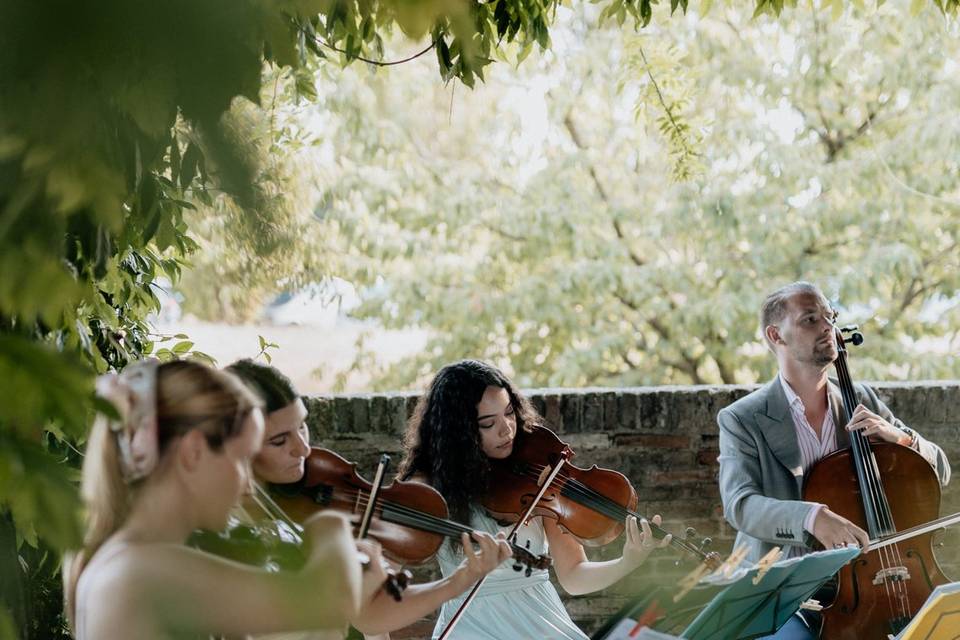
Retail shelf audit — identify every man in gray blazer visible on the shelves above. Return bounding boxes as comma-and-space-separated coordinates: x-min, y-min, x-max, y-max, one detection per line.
717, 282, 951, 639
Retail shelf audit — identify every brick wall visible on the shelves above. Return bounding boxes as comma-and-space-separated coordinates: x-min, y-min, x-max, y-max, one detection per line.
304, 381, 960, 638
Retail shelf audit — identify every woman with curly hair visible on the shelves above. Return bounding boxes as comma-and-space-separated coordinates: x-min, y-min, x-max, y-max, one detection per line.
398, 359, 670, 639
225, 359, 511, 638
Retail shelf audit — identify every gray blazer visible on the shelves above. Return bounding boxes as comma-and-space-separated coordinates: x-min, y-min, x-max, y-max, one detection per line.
717, 378, 951, 563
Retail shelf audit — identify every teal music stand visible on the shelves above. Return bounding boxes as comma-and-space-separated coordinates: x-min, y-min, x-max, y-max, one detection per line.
681, 547, 860, 640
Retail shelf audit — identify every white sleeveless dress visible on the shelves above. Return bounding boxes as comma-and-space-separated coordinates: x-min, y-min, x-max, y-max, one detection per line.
431, 510, 589, 640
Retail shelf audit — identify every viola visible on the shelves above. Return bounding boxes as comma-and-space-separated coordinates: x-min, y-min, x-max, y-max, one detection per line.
483, 425, 721, 570
269, 447, 551, 575
803, 325, 950, 639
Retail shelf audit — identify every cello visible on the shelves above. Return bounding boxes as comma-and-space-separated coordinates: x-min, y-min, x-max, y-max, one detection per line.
803, 324, 950, 638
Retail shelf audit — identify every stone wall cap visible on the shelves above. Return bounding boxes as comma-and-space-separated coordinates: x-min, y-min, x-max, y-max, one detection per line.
305, 380, 960, 400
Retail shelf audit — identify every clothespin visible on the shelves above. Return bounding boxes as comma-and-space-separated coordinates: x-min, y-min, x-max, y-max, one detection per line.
752, 546, 782, 585
717, 545, 749, 579
673, 560, 712, 603
799, 599, 823, 612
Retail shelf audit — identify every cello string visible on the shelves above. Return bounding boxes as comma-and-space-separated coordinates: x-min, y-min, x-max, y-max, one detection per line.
837, 352, 894, 535
835, 338, 911, 621
835, 353, 902, 615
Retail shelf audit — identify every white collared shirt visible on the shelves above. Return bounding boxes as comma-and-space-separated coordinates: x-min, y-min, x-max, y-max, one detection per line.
779, 374, 839, 474
779, 375, 836, 547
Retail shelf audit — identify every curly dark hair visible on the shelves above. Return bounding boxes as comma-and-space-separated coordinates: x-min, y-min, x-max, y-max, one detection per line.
398, 359, 543, 527
225, 358, 299, 413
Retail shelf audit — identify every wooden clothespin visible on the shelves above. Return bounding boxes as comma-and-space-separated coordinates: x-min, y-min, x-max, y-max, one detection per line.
673, 560, 712, 603
717, 545, 749, 579
752, 546, 782, 585
799, 599, 823, 612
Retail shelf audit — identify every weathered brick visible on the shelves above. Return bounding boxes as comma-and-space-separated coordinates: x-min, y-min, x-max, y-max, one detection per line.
385, 396, 407, 437
613, 433, 691, 450
559, 393, 582, 433
541, 392, 562, 428
696, 447, 720, 465
617, 392, 640, 431
304, 396, 333, 438
331, 396, 353, 433
582, 392, 604, 432
602, 392, 620, 431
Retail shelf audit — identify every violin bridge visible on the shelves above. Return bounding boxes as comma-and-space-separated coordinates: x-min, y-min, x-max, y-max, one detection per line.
354, 489, 364, 514
537, 465, 552, 487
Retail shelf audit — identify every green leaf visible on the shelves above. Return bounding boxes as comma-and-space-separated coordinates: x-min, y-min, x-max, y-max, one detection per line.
171, 341, 194, 355
0, 605, 16, 640
0, 336, 93, 439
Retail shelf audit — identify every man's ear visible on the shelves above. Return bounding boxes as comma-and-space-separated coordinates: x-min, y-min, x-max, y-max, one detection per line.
177, 430, 207, 474
764, 324, 784, 346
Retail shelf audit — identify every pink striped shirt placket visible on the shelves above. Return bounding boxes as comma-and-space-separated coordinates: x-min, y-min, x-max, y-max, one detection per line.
780, 375, 837, 555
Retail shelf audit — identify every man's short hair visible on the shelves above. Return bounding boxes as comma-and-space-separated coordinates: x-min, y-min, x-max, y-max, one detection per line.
760, 281, 826, 346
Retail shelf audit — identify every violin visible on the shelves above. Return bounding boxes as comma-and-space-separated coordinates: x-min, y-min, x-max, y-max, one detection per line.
803, 325, 950, 639
269, 447, 552, 575
483, 425, 721, 570
192, 483, 411, 601
439, 425, 708, 640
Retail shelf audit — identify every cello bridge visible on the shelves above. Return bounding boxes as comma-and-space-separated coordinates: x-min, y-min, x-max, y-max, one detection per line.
872, 566, 911, 586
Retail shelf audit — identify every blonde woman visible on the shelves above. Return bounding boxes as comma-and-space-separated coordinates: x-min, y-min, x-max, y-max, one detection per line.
64, 359, 380, 639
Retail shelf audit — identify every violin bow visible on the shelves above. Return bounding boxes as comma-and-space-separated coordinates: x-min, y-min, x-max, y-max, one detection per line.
357, 454, 391, 539
436, 452, 572, 640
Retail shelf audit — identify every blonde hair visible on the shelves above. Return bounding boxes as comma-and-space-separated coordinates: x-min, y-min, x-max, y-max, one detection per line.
64, 360, 261, 628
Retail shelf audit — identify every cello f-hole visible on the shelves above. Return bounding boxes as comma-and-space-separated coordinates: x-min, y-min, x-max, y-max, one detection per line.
905, 548, 935, 589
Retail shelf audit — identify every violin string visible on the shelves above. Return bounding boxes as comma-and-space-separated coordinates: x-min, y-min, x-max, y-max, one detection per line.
310, 486, 543, 562
322, 485, 474, 538
516, 463, 707, 559
518, 462, 706, 558
836, 340, 912, 621
251, 483, 305, 542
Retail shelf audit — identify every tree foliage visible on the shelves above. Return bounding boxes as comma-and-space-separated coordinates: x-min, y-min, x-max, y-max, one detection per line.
304, 0, 960, 390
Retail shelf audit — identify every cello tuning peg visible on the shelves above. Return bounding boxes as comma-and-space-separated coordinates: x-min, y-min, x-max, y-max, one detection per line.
699, 537, 713, 550
840, 325, 865, 346
685, 527, 697, 540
